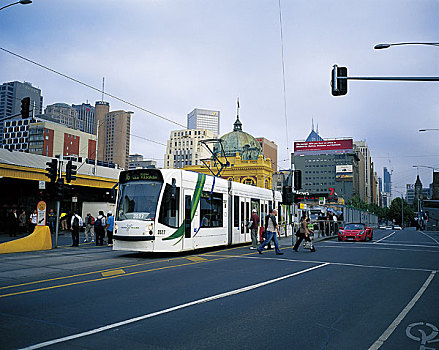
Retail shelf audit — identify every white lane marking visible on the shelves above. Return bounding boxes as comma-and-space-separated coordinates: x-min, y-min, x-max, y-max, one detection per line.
418, 230, 439, 245
318, 244, 439, 254
374, 231, 396, 243
368, 271, 437, 350
20, 263, 329, 349
214, 255, 437, 273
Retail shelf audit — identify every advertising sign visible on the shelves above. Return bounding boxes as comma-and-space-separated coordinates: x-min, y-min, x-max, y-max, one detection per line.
336, 164, 353, 180
294, 139, 353, 155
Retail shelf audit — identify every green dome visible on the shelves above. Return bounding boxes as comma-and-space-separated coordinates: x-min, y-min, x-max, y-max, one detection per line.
213, 116, 262, 160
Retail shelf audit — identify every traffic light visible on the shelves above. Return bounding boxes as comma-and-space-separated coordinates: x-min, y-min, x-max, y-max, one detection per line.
66, 160, 77, 183
55, 178, 64, 198
331, 65, 348, 96
293, 170, 302, 191
45, 158, 58, 183
21, 97, 30, 118
282, 185, 294, 205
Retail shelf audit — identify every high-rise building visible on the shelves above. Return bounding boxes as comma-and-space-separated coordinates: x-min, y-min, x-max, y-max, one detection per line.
256, 137, 277, 171
44, 103, 82, 130
0, 81, 43, 146
187, 108, 220, 136
72, 103, 95, 134
383, 167, 392, 194
164, 129, 214, 169
354, 141, 372, 203
129, 154, 157, 169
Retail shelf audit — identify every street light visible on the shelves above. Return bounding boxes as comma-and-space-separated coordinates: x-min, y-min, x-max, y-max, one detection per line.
419, 128, 439, 132
374, 42, 439, 50
0, 0, 31, 11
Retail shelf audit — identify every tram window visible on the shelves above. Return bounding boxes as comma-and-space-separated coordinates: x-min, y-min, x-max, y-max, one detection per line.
158, 184, 180, 228
245, 201, 250, 233
185, 195, 191, 238
200, 191, 223, 228
241, 202, 245, 233
269, 201, 273, 212
234, 196, 239, 227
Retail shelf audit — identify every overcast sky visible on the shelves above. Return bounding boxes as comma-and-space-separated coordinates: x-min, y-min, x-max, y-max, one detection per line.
1, 0, 438, 197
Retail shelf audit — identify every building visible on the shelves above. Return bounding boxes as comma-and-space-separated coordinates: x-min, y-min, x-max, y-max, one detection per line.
354, 141, 372, 203
28, 119, 96, 160
0, 81, 43, 147
184, 114, 274, 189
292, 128, 362, 203
95, 101, 132, 170
256, 137, 277, 171
129, 154, 157, 169
383, 167, 392, 194
187, 108, 220, 136
406, 183, 431, 205
164, 128, 214, 169
44, 103, 83, 131
2, 118, 32, 152
72, 103, 95, 134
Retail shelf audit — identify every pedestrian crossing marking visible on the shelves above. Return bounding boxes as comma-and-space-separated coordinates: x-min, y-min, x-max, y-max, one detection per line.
187, 256, 207, 262
101, 269, 126, 277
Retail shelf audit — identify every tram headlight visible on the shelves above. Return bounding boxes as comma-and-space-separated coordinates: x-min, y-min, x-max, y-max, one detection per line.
144, 223, 154, 235
114, 223, 118, 234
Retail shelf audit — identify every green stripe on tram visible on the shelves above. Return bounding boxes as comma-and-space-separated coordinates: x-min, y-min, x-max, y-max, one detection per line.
163, 173, 206, 242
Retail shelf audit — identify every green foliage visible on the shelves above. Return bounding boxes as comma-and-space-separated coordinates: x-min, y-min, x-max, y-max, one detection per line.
345, 195, 389, 219
388, 197, 415, 226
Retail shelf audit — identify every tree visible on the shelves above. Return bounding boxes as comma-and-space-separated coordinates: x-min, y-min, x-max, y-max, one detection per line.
388, 197, 415, 226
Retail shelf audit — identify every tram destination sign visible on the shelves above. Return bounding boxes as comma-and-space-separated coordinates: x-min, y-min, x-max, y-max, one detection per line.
119, 169, 164, 183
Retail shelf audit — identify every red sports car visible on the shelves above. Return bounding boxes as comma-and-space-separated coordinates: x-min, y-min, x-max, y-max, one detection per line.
338, 223, 373, 242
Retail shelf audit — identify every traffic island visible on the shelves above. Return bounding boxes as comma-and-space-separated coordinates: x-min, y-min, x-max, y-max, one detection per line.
0, 226, 52, 254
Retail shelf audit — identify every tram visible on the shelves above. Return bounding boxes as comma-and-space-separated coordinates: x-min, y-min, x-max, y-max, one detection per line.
113, 168, 282, 252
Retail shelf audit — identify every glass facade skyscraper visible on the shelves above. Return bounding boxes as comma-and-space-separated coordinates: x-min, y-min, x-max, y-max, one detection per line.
187, 108, 220, 136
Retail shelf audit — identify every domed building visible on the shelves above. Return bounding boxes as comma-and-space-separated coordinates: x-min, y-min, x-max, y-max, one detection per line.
184, 114, 274, 189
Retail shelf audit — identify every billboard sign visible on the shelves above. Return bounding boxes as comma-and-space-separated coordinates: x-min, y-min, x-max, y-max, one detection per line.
336, 164, 353, 181
294, 139, 353, 155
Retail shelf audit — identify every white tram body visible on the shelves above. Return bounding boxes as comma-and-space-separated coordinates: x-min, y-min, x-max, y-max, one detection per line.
113, 169, 282, 253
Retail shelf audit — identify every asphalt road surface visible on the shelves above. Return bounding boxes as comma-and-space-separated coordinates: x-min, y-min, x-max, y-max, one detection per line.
0, 227, 438, 349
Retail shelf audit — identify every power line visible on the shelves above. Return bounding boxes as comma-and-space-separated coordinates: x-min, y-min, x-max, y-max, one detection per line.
0, 47, 186, 129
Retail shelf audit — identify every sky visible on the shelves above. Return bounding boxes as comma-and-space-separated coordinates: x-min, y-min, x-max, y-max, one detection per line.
1, 0, 438, 198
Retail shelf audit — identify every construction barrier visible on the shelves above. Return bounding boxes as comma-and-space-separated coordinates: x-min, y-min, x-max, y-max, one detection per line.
0, 226, 52, 254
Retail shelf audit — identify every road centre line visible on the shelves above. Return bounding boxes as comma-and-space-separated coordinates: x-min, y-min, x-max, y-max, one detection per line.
318, 244, 439, 253
374, 231, 396, 243
20, 263, 329, 350
368, 271, 436, 350
418, 230, 439, 245
327, 241, 439, 249
0, 256, 232, 298
0, 243, 247, 292
208, 254, 438, 273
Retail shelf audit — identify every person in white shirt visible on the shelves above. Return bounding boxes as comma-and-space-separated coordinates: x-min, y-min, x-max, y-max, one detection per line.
70, 211, 83, 247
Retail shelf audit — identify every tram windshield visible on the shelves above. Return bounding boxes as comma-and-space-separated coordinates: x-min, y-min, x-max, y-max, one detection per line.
116, 181, 162, 221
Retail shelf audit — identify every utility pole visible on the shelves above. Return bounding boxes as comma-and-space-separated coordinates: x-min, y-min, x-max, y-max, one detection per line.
94, 120, 99, 175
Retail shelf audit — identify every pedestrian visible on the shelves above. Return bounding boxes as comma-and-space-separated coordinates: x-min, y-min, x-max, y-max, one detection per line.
94, 211, 106, 246
18, 209, 27, 235
106, 211, 114, 246
249, 209, 259, 250
293, 214, 316, 252
84, 213, 95, 242
257, 208, 283, 255
8, 209, 19, 237
333, 214, 338, 235
47, 208, 56, 235
29, 209, 37, 233
70, 211, 83, 247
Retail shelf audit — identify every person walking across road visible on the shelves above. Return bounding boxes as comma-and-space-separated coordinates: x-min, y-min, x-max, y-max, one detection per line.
84, 213, 95, 242
293, 214, 316, 252
47, 209, 56, 235
94, 211, 106, 246
249, 209, 259, 250
106, 211, 114, 246
257, 208, 283, 255
70, 211, 83, 247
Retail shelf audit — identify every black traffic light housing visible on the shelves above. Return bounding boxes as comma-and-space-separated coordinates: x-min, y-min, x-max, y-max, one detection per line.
331, 65, 348, 96
55, 178, 64, 198
21, 97, 31, 118
282, 185, 294, 205
293, 170, 302, 191
66, 160, 77, 183
45, 158, 58, 183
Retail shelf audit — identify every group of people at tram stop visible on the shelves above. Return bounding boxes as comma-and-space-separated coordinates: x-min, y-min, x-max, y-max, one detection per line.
44, 209, 114, 248
248, 209, 316, 254
5, 208, 39, 237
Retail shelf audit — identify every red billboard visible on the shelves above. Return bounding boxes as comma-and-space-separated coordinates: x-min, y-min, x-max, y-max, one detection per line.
294, 139, 353, 155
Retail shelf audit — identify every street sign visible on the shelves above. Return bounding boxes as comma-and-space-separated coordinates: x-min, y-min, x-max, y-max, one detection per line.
37, 201, 46, 226
39, 181, 46, 190
72, 196, 78, 203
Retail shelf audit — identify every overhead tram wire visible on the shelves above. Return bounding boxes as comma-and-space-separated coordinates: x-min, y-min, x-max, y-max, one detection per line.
0, 47, 186, 129
278, 0, 290, 156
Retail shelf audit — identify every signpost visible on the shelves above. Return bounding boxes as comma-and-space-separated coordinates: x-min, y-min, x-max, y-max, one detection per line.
37, 201, 46, 226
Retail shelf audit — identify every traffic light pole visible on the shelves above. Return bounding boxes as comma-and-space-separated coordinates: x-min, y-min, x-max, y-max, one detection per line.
55, 200, 60, 248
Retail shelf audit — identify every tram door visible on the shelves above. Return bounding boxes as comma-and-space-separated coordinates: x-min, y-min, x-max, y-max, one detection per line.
182, 190, 198, 250
240, 197, 251, 243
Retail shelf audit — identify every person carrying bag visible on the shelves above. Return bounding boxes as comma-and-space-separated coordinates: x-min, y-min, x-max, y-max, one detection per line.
293, 214, 316, 252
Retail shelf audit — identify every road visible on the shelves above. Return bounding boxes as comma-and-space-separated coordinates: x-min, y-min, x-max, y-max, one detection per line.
0, 227, 438, 349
